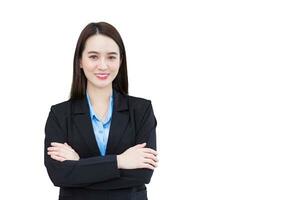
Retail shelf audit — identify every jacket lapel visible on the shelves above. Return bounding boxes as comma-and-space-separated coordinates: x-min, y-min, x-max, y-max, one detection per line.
106, 89, 129, 154
71, 89, 129, 156
71, 96, 100, 156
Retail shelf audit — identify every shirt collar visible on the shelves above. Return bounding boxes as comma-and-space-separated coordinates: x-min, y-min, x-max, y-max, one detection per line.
86, 91, 114, 125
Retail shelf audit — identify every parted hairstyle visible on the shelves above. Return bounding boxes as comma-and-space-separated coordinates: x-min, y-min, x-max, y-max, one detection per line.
70, 22, 128, 100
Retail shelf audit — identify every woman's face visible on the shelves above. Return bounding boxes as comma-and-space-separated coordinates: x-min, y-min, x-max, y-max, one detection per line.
80, 34, 121, 90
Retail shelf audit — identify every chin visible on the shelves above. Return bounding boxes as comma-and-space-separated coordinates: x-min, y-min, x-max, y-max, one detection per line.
93, 81, 113, 89
87, 77, 113, 89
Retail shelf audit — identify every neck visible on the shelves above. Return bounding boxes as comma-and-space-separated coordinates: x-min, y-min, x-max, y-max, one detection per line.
87, 83, 113, 105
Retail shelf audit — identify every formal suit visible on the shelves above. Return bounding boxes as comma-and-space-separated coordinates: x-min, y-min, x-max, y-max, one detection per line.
44, 89, 157, 200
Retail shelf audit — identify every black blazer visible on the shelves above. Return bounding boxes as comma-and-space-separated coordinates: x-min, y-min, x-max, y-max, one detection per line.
44, 89, 157, 200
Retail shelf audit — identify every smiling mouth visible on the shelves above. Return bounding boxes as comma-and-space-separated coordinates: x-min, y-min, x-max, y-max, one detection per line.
95, 73, 110, 80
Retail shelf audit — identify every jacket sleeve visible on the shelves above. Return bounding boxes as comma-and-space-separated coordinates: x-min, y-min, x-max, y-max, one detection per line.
85, 100, 157, 190
44, 106, 121, 188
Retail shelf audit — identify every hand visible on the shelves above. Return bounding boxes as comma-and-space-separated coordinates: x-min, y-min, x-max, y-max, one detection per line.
117, 143, 159, 170
47, 142, 80, 162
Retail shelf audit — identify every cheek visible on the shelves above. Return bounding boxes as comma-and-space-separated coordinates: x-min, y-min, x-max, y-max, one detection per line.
81, 55, 95, 68
82, 67, 94, 79
83, 60, 96, 70
109, 62, 120, 73
82, 68, 94, 81
81, 61, 95, 76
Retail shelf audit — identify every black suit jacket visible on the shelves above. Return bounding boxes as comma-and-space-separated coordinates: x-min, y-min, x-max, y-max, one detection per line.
44, 89, 157, 200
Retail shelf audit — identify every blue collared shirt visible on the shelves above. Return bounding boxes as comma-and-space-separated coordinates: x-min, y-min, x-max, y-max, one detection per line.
86, 92, 114, 156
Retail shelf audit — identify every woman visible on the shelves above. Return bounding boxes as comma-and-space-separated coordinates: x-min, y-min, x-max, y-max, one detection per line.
44, 22, 158, 200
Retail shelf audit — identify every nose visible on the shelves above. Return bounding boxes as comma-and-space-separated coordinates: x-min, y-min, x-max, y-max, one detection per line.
96, 58, 108, 70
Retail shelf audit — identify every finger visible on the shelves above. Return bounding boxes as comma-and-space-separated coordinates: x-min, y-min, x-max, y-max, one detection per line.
47, 146, 66, 152
51, 142, 72, 149
48, 150, 63, 157
48, 151, 58, 156
142, 148, 158, 155
51, 142, 66, 147
48, 148, 69, 159
47, 147, 66, 154
48, 151, 60, 157
47, 147, 63, 152
63, 143, 75, 152
64, 142, 72, 148
49, 145, 74, 153
144, 158, 158, 168
51, 142, 73, 152
47, 147, 56, 151
144, 153, 159, 162
134, 143, 146, 149
50, 154, 66, 162
48, 146, 66, 150
141, 163, 155, 170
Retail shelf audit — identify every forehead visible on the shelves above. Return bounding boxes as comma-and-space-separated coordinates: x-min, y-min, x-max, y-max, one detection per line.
84, 34, 119, 53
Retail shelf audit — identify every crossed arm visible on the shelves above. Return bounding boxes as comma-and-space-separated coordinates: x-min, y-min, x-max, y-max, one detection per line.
47, 142, 158, 170
44, 102, 158, 189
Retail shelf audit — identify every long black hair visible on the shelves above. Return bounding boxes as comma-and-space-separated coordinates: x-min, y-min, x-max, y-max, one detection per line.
70, 22, 128, 100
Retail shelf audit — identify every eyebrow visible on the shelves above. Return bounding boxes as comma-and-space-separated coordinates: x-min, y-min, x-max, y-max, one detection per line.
87, 51, 118, 55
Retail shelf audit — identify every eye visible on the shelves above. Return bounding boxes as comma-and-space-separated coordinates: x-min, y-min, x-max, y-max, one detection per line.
89, 55, 98, 60
108, 56, 116, 60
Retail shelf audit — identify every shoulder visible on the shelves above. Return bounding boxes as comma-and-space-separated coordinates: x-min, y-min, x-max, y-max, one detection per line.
127, 94, 152, 111
126, 94, 155, 123
126, 94, 157, 129
49, 99, 72, 118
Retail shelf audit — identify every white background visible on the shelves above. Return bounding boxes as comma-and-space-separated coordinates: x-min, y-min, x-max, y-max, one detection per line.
0, 0, 299, 199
